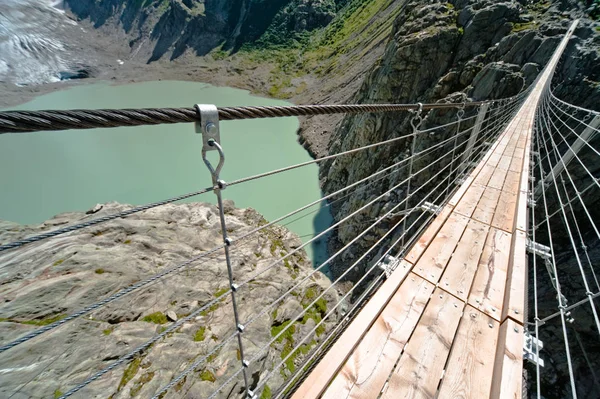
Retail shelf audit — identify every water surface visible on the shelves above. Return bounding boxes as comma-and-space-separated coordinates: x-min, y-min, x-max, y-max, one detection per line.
0, 81, 331, 265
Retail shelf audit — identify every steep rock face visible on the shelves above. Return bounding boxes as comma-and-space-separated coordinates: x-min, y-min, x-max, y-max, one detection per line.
0, 202, 337, 398
64, 0, 338, 62
323, 0, 600, 280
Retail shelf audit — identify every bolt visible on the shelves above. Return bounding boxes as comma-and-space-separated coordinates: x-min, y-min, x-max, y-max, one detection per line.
206, 122, 218, 135
514, 327, 519, 333
488, 323, 493, 328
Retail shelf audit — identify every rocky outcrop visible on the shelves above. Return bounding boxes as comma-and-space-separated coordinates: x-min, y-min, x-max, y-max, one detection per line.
0, 202, 338, 398
64, 0, 339, 62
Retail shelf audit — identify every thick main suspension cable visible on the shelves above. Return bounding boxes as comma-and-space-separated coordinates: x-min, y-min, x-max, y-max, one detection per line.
0, 102, 490, 134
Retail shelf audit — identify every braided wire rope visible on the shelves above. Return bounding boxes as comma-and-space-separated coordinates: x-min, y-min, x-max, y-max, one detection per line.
0, 102, 488, 134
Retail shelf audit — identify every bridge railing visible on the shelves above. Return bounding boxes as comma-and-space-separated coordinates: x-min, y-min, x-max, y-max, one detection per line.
529, 84, 600, 398
0, 93, 527, 398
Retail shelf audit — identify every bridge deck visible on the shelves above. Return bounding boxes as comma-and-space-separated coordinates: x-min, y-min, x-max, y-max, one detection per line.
292, 20, 578, 398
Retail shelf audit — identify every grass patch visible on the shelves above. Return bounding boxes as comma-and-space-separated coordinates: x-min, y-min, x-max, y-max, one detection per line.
118, 357, 141, 390
511, 21, 537, 32
130, 371, 155, 396
199, 369, 216, 382
142, 312, 168, 324
52, 259, 64, 266
53, 390, 62, 399
260, 384, 272, 399
103, 328, 113, 336
95, 268, 105, 274
214, 287, 229, 298
199, 302, 220, 317
22, 314, 66, 326
123, 239, 131, 244
271, 320, 295, 344
194, 326, 206, 342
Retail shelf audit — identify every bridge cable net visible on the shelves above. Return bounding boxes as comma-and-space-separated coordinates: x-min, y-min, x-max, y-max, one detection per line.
529, 84, 600, 398
0, 95, 525, 398
0, 98, 523, 358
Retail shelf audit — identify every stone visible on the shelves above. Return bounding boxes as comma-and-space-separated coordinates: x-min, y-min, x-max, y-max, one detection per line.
166, 310, 178, 322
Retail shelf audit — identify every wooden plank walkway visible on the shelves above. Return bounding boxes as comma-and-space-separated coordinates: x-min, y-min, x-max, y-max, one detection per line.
291, 21, 579, 399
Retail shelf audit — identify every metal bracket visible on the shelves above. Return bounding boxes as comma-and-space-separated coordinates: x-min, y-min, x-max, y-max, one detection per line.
420, 201, 441, 215
194, 104, 220, 152
378, 255, 400, 278
526, 240, 551, 260
523, 331, 545, 367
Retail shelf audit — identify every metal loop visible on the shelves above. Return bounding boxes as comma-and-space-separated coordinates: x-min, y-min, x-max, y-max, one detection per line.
410, 102, 424, 134
202, 139, 225, 185
458, 103, 466, 120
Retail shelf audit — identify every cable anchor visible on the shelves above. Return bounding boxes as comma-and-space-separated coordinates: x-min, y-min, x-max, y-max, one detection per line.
195, 104, 252, 397
410, 103, 424, 134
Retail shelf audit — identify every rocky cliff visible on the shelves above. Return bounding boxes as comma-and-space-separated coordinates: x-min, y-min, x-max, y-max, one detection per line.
63, 0, 340, 62
0, 202, 337, 398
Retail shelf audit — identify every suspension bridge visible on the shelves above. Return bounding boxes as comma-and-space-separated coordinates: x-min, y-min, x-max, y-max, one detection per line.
0, 19, 597, 399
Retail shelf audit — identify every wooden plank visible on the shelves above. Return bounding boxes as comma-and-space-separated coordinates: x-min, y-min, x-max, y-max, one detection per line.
413, 213, 470, 284
448, 174, 474, 207
491, 190, 518, 232
515, 190, 528, 232
519, 158, 530, 193
490, 319, 524, 399
472, 186, 502, 225
440, 219, 489, 301
468, 228, 512, 321
322, 274, 435, 399
437, 306, 500, 399
502, 229, 527, 324
381, 288, 464, 399
497, 155, 512, 171
291, 260, 414, 399
473, 164, 495, 187
487, 152, 502, 168
405, 206, 454, 264
503, 170, 521, 194
488, 167, 508, 190
509, 155, 523, 173
454, 184, 486, 218
503, 145, 517, 158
